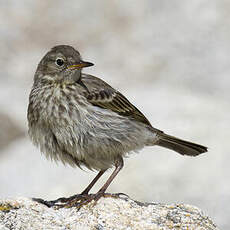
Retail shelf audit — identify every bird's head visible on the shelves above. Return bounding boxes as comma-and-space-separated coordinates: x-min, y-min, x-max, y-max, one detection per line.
34, 45, 94, 85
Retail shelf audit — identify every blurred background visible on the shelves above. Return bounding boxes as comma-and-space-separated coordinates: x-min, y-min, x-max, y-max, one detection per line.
0, 0, 229, 229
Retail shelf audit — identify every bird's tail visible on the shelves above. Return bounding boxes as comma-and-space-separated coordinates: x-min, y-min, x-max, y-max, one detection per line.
156, 132, 208, 156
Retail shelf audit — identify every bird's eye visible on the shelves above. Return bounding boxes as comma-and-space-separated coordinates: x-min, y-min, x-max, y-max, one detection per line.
55, 58, 64, 67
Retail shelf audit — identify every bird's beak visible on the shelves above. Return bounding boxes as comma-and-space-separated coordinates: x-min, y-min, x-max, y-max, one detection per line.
67, 61, 94, 70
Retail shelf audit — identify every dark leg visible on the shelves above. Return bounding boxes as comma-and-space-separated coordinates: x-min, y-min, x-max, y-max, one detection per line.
96, 157, 124, 196
33, 170, 106, 207
53, 169, 106, 203
81, 170, 105, 195
62, 157, 124, 208
34, 157, 124, 208
65, 157, 124, 207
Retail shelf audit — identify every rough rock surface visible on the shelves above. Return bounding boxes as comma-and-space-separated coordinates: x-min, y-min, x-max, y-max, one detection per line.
0, 196, 218, 230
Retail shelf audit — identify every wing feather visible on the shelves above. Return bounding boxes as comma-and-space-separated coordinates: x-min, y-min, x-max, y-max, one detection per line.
87, 90, 152, 126
81, 74, 153, 126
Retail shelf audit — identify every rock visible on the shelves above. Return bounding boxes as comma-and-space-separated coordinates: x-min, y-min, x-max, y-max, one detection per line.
0, 196, 218, 230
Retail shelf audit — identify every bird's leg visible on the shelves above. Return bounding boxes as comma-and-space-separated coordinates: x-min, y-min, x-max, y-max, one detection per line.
64, 157, 124, 208
81, 170, 105, 195
94, 157, 124, 200
33, 170, 106, 207
34, 157, 124, 209
57, 169, 106, 202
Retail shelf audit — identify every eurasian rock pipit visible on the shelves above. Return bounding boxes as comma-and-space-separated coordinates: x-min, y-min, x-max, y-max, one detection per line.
28, 45, 207, 208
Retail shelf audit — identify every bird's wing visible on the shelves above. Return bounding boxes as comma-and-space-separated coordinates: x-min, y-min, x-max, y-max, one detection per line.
81, 74, 153, 127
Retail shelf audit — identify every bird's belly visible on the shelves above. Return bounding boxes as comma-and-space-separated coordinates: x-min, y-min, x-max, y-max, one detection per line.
50, 104, 155, 170
29, 89, 156, 170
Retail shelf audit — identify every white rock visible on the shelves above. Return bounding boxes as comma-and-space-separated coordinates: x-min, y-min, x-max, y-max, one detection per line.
0, 196, 218, 230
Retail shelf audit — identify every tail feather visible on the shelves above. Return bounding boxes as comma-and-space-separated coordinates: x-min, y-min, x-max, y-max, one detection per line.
156, 133, 208, 156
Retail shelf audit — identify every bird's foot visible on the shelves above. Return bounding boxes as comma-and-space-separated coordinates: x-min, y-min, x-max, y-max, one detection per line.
54, 192, 123, 209
32, 192, 126, 209
32, 193, 86, 208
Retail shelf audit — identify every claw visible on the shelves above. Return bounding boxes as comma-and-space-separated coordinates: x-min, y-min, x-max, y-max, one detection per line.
32, 194, 86, 208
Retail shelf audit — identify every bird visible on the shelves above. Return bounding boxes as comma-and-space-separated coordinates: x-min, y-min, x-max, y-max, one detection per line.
27, 45, 207, 208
